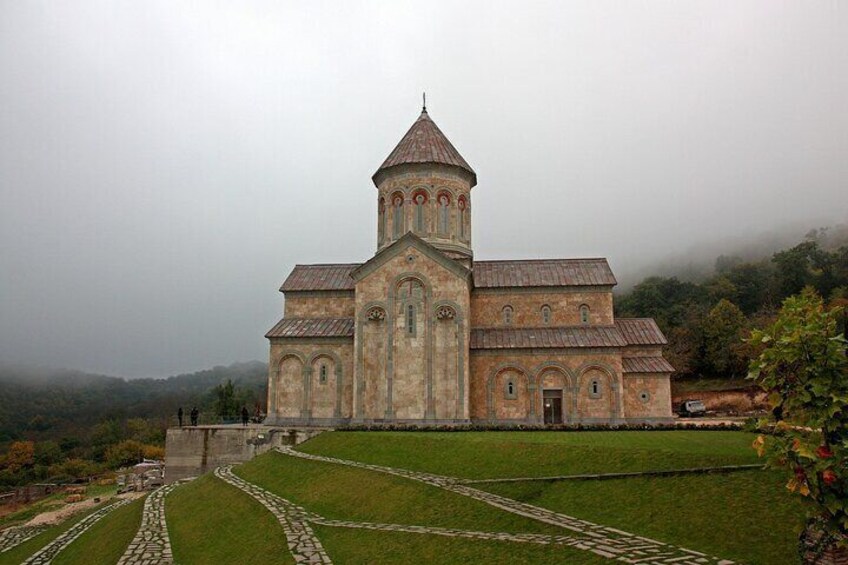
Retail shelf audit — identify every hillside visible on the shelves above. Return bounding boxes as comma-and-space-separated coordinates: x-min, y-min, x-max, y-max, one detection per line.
0, 362, 268, 444
0, 431, 803, 565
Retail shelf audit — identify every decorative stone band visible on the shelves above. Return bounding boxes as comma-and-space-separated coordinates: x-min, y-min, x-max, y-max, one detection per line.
22, 497, 134, 565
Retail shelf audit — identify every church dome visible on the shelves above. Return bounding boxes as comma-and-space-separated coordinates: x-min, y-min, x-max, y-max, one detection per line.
372, 109, 476, 187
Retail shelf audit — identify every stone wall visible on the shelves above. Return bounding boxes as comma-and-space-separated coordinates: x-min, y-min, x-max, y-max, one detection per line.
622, 374, 673, 420
283, 292, 355, 318
353, 241, 470, 422
470, 289, 614, 327
267, 339, 355, 424
164, 426, 322, 483
375, 166, 473, 258
469, 350, 624, 423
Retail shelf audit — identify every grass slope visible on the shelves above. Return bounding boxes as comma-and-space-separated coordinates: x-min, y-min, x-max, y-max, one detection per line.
236, 450, 564, 535
52, 496, 145, 565
313, 524, 611, 565
300, 431, 761, 479
482, 470, 805, 565
0, 501, 110, 565
166, 473, 293, 565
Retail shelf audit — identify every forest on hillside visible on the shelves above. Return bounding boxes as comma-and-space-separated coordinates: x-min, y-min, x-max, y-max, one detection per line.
616, 228, 848, 379
0, 362, 266, 488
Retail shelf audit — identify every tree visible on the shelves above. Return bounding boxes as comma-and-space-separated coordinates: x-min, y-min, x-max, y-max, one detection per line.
749, 288, 848, 550
213, 379, 237, 421
702, 299, 748, 377
3, 441, 35, 473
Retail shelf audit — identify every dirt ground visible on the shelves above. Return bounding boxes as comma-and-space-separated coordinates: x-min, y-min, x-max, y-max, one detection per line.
22, 491, 143, 528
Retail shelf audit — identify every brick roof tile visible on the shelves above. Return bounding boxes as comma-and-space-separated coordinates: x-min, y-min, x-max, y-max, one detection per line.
615, 318, 668, 345
469, 326, 628, 350
373, 110, 476, 185
265, 318, 355, 339
279, 264, 361, 292
472, 258, 616, 288
622, 356, 675, 373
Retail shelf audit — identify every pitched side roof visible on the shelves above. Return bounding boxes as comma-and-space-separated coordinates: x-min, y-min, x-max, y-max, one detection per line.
615, 318, 668, 345
373, 110, 476, 186
472, 259, 617, 288
469, 326, 628, 350
279, 264, 361, 292
622, 356, 675, 373
265, 318, 355, 339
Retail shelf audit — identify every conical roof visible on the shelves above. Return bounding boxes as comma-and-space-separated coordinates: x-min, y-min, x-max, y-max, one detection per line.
373, 110, 476, 186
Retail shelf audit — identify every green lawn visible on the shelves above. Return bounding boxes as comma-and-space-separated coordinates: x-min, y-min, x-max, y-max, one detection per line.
313, 524, 610, 565
0, 501, 111, 565
236, 450, 566, 535
166, 473, 294, 565
482, 469, 805, 565
299, 430, 761, 478
52, 496, 144, 565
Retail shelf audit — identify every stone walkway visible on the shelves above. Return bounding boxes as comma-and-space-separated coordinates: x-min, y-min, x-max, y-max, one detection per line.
0, 525, 47, 553
117, 481, 189, 565
214, 466, 333, 564
22, 497, 133, 565
216, 464, 663, 562
276, 447, 736, 565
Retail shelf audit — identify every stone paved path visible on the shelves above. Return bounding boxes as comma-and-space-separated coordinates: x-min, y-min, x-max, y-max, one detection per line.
215, 466, 333, 564
217, 464, 661, 562
0, 525, 47, 553
22, 497, 133, 565
117, 481, 189, 565
277, 447, 736, 565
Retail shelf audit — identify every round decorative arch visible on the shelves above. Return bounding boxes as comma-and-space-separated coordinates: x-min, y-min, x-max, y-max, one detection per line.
306, 350, 345, 420
486, 363, 536, 422
575, 362, 621, 422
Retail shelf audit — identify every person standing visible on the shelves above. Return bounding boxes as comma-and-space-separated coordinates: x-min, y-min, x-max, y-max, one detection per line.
241, 406, 249, 426
177, 407, 183, 427
190, 406, 199, 426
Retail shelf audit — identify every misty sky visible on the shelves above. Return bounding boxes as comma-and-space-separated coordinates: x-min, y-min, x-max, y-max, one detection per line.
1, 2, 846, 377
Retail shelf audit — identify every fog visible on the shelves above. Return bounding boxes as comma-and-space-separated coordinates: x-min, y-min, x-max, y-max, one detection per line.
1, 1, 846, 377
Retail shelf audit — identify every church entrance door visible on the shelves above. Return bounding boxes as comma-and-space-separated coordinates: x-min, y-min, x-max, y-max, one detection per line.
543, 389, 563, 425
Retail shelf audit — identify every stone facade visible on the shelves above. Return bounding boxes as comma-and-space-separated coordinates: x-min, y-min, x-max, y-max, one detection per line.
265, 108, 673, 426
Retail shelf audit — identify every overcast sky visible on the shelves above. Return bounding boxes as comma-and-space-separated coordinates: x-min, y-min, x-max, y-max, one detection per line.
1, 1, 846, 378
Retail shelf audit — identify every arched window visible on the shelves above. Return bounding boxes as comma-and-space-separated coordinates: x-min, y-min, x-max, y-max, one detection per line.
392, 194, 404, 238
503, 305, 514, 326
413, 193, 426, 233
319, 364, 328, 384
406, 303, 416, 336
541, 305, 551, 325
437, 193, 450, 235
580, 305, 590, 325
378, 198, 386, 244
590, 379, 601, 398
458, 196, 467, 240
505, 379, 516, 399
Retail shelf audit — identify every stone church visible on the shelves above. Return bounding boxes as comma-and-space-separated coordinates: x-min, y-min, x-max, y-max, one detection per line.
265, 106, 674, 426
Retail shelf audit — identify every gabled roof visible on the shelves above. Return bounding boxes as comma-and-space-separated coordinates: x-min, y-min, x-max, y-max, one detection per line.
351, 232, 471, 284
265, 317, 355, 339
615, 318, 668, 345
280, 263, 360, 292
472, 258, 617, 288
622, 357, 675, 373
373, 110, 476, 187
